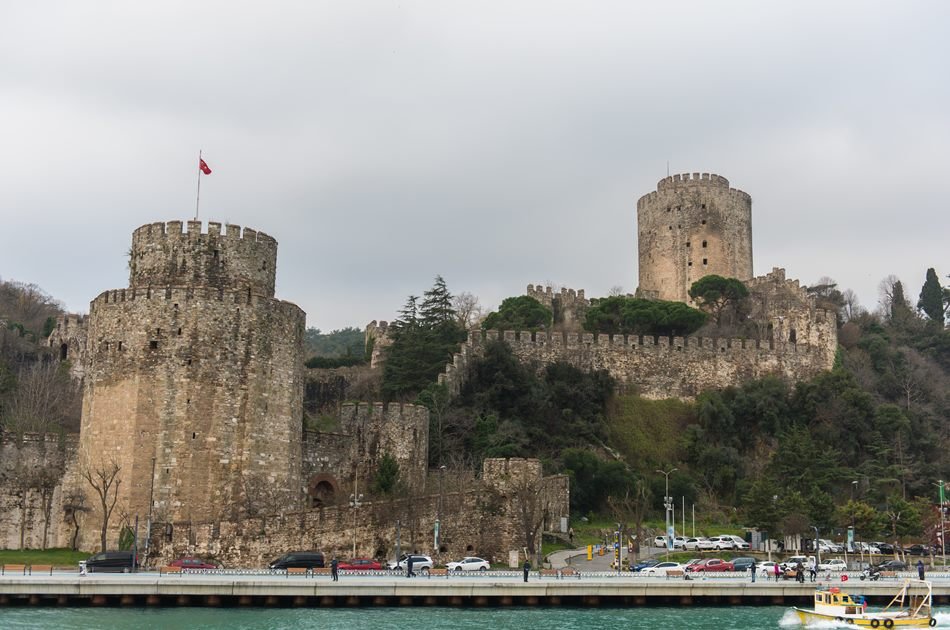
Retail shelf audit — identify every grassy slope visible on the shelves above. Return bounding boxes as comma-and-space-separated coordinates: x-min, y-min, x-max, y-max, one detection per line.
607, 395, 695, 470
0, 548, 89, 567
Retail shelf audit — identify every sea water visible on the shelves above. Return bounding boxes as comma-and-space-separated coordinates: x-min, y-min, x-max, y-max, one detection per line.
0, 607, 946, 630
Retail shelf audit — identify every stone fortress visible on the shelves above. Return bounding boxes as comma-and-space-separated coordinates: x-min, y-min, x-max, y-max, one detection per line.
0, 172, 836, 564
3, 219, 566, 565
433, 173, 837, 400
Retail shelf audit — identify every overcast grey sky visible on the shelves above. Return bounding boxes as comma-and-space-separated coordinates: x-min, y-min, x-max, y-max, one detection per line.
2, 1, 947, 331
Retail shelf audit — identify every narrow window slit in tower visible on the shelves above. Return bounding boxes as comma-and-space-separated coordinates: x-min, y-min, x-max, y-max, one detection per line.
701, 220, 707, 225
703, 258, 708, 265
701, 204, 706, 209
192, 432, 197, 440
177, 328, 182, 336
686, 242, 690, 248
149, 340, 158, 350
702, 240, 707, 248
118, 341, 123, 351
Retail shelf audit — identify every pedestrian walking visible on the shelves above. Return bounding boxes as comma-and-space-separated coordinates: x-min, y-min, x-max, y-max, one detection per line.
774, 562, 781, 582
568, 527, 574, 545
406, 556, 415, 578
917, 559, 925, 581
809, 562, 817, 583
750, 559, 756, 583
523, 559, 531, 583
331, 557, 339, 582
796, 562, 805, 583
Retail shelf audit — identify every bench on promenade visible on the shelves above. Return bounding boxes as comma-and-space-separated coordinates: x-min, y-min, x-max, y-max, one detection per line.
311, 567, 332, 577
159, 565, 183, 576
428, 568, 448, 578
539, 569, 559, 579
30, 564, 53, 576
559, 567, 580, 579
1, 564, 26, 576
286, 567, 310, 577
665, 570, 685, 579
880, 571, 897, 579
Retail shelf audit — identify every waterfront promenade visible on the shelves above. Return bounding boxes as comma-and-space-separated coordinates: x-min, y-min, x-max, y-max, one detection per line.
1, 570, 948, 608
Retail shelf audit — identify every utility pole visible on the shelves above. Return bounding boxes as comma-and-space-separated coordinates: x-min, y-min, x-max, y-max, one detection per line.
349, 468, 363, 558
656, 468, 678, 558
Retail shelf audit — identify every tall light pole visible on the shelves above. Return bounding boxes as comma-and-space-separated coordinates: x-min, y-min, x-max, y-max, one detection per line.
349, 470, 363, 558
935, 480, 946, 568
656, 468, 678, 557
436, 465, 446, 552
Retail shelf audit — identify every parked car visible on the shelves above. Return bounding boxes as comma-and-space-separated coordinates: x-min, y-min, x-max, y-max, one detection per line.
447, 557, 490, 572
84, 550, 138, 573
717, 534, 750, 550
632, 558, 660, 572
781, 556, 816, 571
818, 558, 847, 571
684, 537, 715, 551
855, 542, 881, 555
337, 558, 383, 571
730, 557, 756, 573
876, 559, 907, 571
757, 561, 781, 577
641, 561, 683, 576
905, 544, 931, 556
685, 558, 734, 573
269, 551, 326, 570
817, 539, 842, 553
708, 536, 736, 551
168, 557, 218, 570
672, 536, 688, 549
654, 536, 668, 548
874, 542, 895, 555
387, 554, 434, 573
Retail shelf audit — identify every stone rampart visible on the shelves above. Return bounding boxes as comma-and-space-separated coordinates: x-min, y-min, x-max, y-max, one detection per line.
47, 314, 88, 379
468, 325, 834, 399
526, 285, 589, 328
129, 220, 278, 297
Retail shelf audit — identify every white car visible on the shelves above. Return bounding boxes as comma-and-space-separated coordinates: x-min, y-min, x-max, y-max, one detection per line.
654, 536, 668, 548
757, 561, 781, 577
386, 554, 434, 573
684, 537, 716, 551
709, 536, 736, 551
672, 536, 687, 549
717, 534, 750, 550
818, 558, 847, 571
446, 556, 490, 572
642, 561, 683, 576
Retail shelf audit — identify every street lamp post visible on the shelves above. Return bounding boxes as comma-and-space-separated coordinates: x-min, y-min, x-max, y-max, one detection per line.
436, 465, 446, 552
812, 525, 821, 570
656, 468, 678, 558
349, 471, 363, 558
935, 480, 946, 568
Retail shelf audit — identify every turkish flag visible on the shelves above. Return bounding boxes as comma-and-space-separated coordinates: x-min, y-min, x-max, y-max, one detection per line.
199, 158, 212, 175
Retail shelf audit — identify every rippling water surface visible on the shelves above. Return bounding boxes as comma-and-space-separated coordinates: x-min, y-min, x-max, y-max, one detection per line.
0, 607, 946, 630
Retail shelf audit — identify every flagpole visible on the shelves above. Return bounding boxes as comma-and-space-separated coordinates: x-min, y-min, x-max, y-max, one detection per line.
195, 150, 203, 220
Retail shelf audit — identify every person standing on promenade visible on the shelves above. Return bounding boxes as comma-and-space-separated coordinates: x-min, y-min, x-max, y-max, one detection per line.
523, 559, 531, 583
917, 559, 925, 580
331, 557, 339, 582
808, 561, 817, 583
568, 527, 574, 545
796, 562, 805, 583
774, 562, 781, 582
750, 559, 756, 583
406, 556, 415, 578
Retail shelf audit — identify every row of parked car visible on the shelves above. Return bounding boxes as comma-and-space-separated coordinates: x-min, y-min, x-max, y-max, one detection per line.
653, 535, 750, 551
80, 550, 492, 574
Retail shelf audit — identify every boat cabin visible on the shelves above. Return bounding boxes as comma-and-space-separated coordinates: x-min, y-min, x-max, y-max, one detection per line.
814, 587, 865, 616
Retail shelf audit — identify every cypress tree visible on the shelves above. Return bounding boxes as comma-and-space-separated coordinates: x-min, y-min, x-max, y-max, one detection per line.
917, 268, 945, 324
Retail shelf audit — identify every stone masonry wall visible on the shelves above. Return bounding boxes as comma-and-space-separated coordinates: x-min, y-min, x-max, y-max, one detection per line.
47, 315, 87, 380
637, 173, 753, 303
71, 220, 305, 551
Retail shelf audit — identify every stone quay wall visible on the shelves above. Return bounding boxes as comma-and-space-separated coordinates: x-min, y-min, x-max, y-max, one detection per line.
637, 172, 753, 304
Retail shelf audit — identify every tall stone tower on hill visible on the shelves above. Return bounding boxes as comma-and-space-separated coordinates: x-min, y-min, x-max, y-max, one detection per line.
76, 220, 305, 538
637, 173, 753, 303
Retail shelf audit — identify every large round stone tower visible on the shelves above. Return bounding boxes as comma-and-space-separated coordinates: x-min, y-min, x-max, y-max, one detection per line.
76, 220, 305, 543
637, 173, 753, 303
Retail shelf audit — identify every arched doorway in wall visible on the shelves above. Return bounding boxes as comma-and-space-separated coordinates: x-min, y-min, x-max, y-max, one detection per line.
60, 343, 68, 360
307, 474, 340, 508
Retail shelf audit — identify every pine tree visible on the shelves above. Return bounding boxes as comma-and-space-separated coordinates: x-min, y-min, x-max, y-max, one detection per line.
917, 268, 945, 324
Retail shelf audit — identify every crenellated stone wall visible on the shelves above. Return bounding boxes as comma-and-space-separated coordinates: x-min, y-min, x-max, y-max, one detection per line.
46, 315, 87, 380
525, 285, 590, 328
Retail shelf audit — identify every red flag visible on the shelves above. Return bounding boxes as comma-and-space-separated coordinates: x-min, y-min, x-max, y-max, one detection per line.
199, 158, 212, 175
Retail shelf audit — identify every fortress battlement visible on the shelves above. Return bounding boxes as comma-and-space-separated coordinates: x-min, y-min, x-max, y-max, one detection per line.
339, 401, 429, 421
638, 172, 751, 209
472, 328, 804, 354
132, 220, 276, 245
129, 220, 278, 296
526, 285, 586, 302
89, 286, 303, 318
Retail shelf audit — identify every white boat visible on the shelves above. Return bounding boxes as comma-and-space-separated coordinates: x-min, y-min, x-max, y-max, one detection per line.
792, 579, 935, 627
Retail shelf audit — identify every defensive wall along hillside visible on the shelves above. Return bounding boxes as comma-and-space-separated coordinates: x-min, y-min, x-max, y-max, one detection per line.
460, 328, 835, 400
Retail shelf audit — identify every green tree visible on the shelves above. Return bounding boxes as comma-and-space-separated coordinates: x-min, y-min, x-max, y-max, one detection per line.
918, 268, 945, 325
371, 453, 401, 496
584, 296, 707, 337
688, 275, 750, 325
481, 296, 552, 331
743, 477, 782, 533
